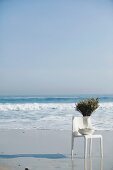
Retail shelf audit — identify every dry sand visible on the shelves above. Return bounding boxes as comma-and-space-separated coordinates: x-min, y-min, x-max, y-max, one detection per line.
0, 129, 113, 170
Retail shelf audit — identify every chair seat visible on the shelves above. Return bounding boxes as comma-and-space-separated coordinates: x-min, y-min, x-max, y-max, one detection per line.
85, 134, 102, 138
73, 133, 102, 138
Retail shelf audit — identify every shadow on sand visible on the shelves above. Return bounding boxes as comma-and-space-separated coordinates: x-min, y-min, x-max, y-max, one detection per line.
0, 153, 66, 159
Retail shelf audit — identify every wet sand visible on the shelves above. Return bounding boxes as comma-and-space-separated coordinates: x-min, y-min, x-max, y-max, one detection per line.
0, 129, 113, 170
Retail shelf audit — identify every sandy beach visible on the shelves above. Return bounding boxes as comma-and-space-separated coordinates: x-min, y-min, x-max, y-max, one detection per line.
0, 129, 113, 170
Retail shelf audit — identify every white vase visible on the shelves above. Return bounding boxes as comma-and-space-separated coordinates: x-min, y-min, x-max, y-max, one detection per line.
78, 116, 95, 135
83, 116, 91, 128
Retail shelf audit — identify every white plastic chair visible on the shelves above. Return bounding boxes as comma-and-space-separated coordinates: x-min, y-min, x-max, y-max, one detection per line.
71, 116, 103, 158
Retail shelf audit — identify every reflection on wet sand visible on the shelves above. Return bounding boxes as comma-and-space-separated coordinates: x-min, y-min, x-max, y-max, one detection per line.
71, 158, 103, 170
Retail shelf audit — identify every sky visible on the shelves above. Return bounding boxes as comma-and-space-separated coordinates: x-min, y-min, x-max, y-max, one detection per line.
0, 0, 113, 95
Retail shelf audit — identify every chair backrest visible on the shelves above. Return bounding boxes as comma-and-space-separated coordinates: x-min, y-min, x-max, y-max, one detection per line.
72, 116, 93, 136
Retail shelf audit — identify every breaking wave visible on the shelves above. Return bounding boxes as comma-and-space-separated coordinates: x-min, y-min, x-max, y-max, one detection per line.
0, 102, 113, 130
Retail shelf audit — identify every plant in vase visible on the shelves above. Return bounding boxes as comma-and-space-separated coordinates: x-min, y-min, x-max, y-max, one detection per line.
75, 98, 99, 135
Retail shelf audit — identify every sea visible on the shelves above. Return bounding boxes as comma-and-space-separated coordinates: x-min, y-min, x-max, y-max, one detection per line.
0, 95, 113, 130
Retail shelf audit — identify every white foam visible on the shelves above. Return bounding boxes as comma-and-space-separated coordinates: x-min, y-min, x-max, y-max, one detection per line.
0, 102, 113, 130
0, 103, 75, 111
0, 102, 113, 111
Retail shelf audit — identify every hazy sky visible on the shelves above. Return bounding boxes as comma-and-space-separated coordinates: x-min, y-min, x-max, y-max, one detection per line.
0, 0, 113, 95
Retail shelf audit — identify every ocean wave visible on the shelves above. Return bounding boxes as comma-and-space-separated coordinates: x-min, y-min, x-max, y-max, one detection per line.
0, 102, 113, 111
0, 102, 113, 130
0, 95, 113, 103
0, 103, 75, 111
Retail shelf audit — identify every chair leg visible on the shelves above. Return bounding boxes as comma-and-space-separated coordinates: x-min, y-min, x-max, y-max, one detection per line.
89, 138, 92, 157
71, 136, 74, 159
84, 158, 87, 170
100, 136, 103, 158
84, 138, 87, 158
